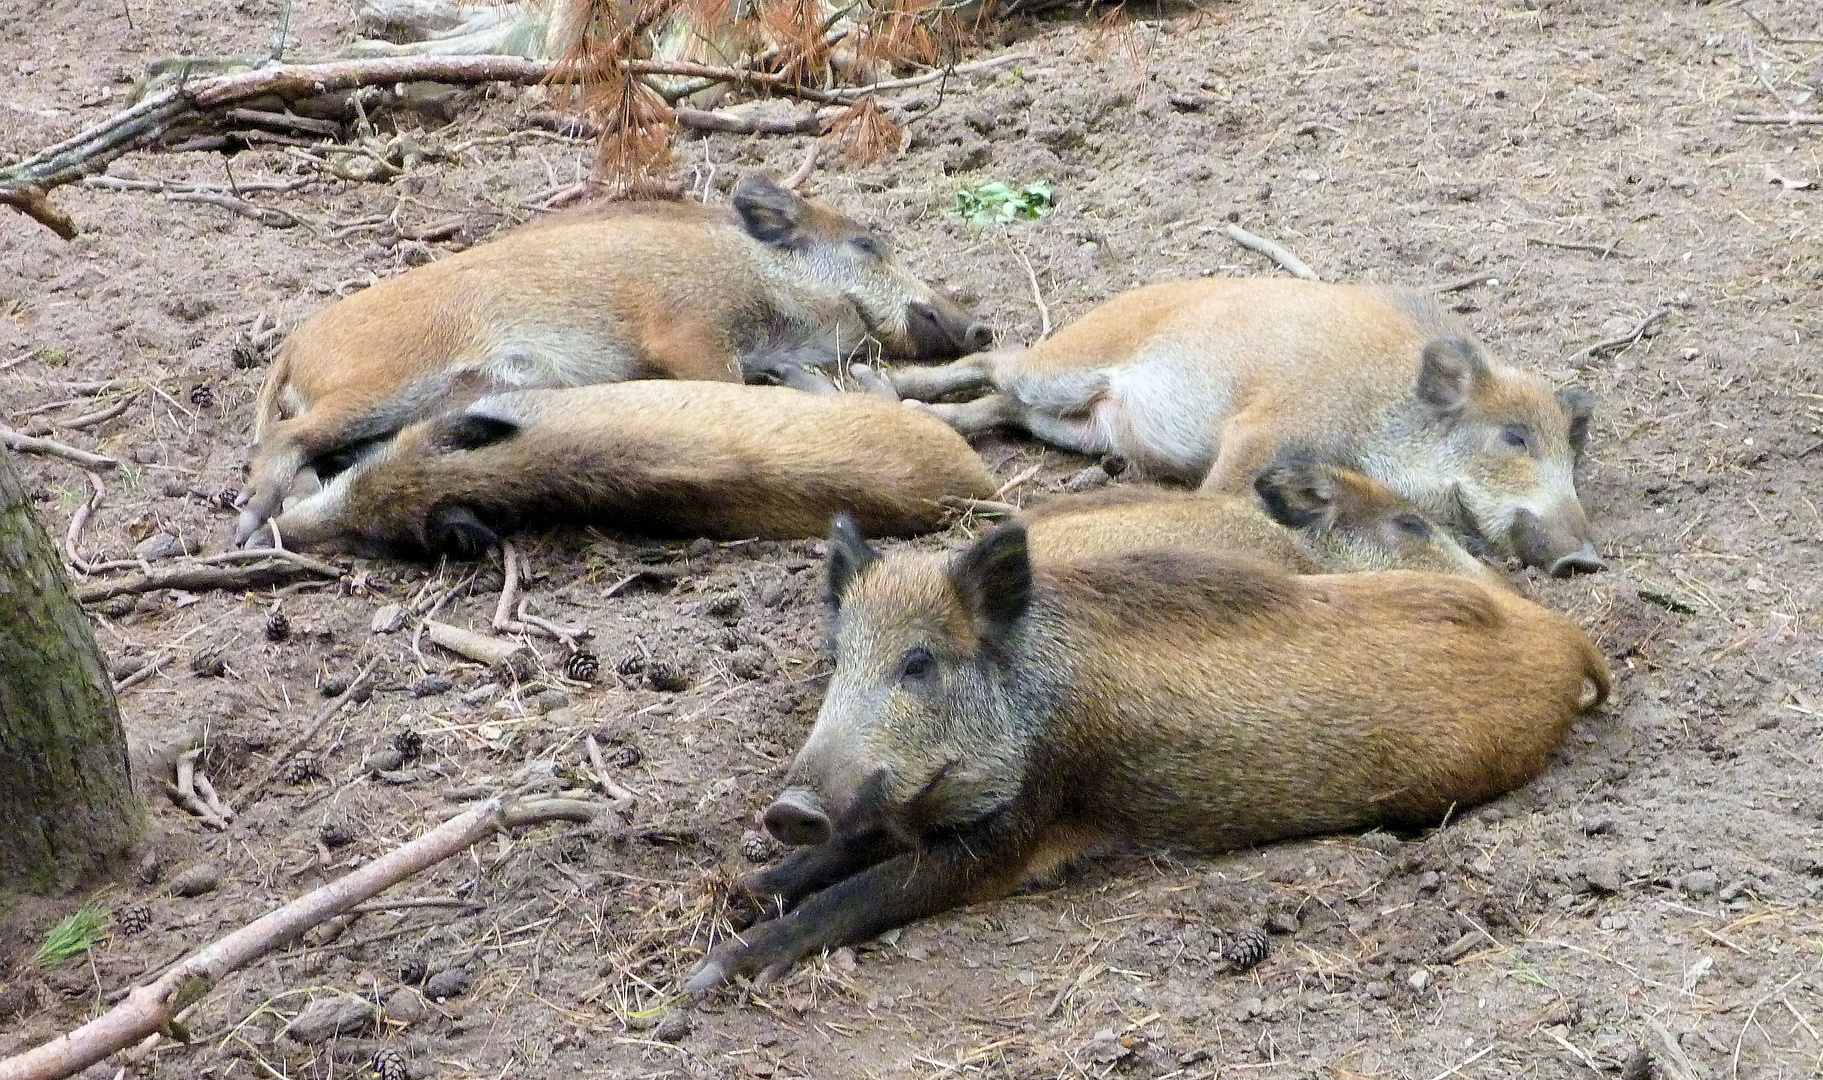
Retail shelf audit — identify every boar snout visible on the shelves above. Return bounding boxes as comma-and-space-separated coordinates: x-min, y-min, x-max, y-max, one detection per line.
1511, 508, 1605, 577
763, 787, 832, 847
906, 299, 993, 358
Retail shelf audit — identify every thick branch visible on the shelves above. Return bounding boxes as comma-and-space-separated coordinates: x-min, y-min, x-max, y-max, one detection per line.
0, 797, 594, 1080
75, 557, 337, 603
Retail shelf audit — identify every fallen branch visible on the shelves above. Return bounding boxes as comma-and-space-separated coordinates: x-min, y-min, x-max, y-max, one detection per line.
1564, 308, 1672, 370
20, 392, 138, 437
1741, 9, 1823, 46
940, 495, 1018, 517
64, 472, 107, 575
1431, 272, 1496, 294
424, 619, 536, 676
0, 425, 119, 471
0, 796, 593, 1080
164, 190, 302, 229
1731, 112, 1823, 125
992, 463, 1043, 501
74, 557, 336, 603
1224, 223, 1319, 280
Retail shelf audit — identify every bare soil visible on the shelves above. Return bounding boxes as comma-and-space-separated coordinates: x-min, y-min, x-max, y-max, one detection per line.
3, 0, 1822, 1077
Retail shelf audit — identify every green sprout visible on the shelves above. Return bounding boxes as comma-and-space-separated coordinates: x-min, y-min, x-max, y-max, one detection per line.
954, 180, 1054, 225
35, 903, 106, 967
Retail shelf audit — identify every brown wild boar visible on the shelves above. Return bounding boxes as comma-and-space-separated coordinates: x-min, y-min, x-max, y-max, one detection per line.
1024, 450, 1502, 585
684, 517, 1609, 991
236, 173, 991, 543
268, 382, 995, 556
891, 278, 1601, 576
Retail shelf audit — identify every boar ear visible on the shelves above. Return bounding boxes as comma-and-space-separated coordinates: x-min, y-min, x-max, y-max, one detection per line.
1557, 386, 1594, 459
733, 173, 809, 250
1254, 452, 1335, 529
1414, 338, 1487, 415
951, 522, 1032, 644
825, 514, 879, 611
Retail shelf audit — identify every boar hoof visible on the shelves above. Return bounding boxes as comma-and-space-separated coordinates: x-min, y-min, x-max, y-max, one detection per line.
762, 789, 831, 847
427, 505, 499, 560
682, 959, 729, 996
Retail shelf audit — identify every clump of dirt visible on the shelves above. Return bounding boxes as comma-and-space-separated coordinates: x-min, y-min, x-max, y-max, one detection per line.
3, 0, 1822, 1076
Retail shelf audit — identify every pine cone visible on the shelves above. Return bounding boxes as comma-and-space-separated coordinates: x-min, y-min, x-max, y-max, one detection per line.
213, 486, 242, 510
116, 903, 152, 935
264, 611, 290, 642
370, 1047, 410, 1080
739, 830, 779, 864
319, 822, 355, 848
565, 650, 600, 683
1224, 928, 1271, 971
606, 744, 642, 768
398, 956, 428, 985
188, 383, 214, 409
392, 728, 424, 762
279, 752, 321, 785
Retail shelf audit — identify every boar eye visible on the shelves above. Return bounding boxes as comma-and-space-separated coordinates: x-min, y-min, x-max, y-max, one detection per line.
1391, 514, 1431, 539
849, 235, 886, 259
1499, 425, 1533, 453
896, 646, 937, 687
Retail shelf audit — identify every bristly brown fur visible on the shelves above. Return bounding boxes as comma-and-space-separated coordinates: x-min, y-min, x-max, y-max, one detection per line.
1041, 549, 1304, 631
1019, 483, 1179, 522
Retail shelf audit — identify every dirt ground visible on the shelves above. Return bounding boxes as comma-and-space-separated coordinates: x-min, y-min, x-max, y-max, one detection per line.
4, 0, 1823, 1076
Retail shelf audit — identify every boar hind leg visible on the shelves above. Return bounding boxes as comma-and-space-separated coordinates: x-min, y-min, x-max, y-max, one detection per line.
918, 394, 1113, 457
1196, 411, 1287, 495
888, 355, 992, 401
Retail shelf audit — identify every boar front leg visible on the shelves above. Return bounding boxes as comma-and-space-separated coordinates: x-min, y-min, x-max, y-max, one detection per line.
729, 827, 900, 928
686, 823, 1051, 993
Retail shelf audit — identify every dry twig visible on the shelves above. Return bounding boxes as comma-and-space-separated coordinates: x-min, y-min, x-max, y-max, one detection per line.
1565, 308, 1672, 370
231, 658, 380, 812
1732, 112, 1823, 125
1224, 223, 1319, 280
74, 555, 338, 603
0, 425, 118, 471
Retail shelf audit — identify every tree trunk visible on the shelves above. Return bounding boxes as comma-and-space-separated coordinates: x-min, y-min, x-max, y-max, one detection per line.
0, 447, 142, 893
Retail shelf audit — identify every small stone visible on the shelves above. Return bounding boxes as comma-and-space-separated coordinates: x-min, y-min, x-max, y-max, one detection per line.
1580, 858, 1623, 894
1679, 869, 1719, 897
686, 537, 715, 557
1580, 815, 1615, 836
1084, 1028, 1131, 1065
284, 993, 376, 1043
653, 1009, 691, 1042
319, 675, 350, 698
759, 581, 787, 608
1365, 980, 1392, 999
459, 683, 500, 704
1407, 968, 1432, 992
532, 688, 573, 714
705, 593, 744, 623
409, 674, 452, 698
424, 966, 474, 1000
1265, 911, 1299, 935
168, 864, 221, 897
1416, 870, 1442, 893
134, 531, 197, 562
319, 822, 356, 848
370, 604, 407, 634
1358, 831, 1402, 854
363, 748, 407, 774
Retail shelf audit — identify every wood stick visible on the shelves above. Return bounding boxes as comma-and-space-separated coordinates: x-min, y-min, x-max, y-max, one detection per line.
64, 472, 107, 574
1431, 272, 1496, 294
0, 426, 118, 471
163, 191, 301, 229
1223, 223, 1319, 280
0, 797, 592, 1080
783, 140, 820, 191
192, 547, 344, 578
1005, 238, 1051, 339
491, 541, 522, 633
231, 658, 379, 813
75, 558, 335, 603
222, 107, 343, 138
1526, 235, 1621, 257
1740, 9, 1823, 46
1731, 112, 1823, 125
21, 393, 137, 437
940, 495, 1018, 516
1564, 308, 1672, 370
992, 463, 1043, 501
424, 619, 535, 677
